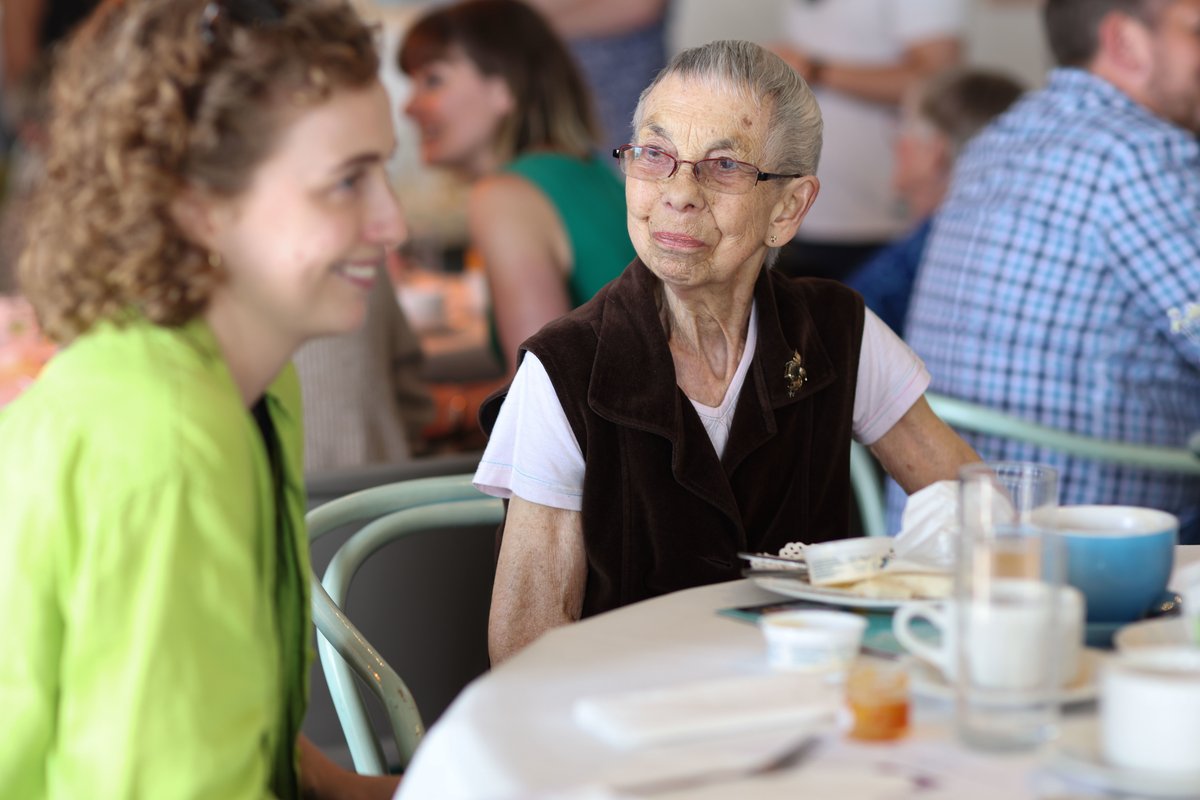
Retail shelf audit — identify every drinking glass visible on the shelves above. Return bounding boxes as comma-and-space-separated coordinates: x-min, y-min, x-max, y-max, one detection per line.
846, 659, 909, 741
954, 461, 1065, 751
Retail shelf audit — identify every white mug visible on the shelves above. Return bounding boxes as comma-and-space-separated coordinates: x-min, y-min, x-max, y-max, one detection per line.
893, 579, 1084, 690
1102, 646, 1200, 773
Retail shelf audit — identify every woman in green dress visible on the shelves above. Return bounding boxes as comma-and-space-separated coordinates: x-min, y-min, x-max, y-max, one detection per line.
400, 0, 635, 373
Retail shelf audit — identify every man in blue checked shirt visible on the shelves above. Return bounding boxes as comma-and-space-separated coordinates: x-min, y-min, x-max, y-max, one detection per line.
902, 0, 1200, 543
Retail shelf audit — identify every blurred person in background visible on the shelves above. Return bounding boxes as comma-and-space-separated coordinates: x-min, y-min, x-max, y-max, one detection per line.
769, 0, 965, 282
1, 0, 100, 141
400, 0, 634, 374
0, 0, 98, 287
0, 55, 52, 293
903, 0, 1200, 542
846, 68, 1025, 336
0, 0, 405, 796
525, 0, 671, 150
293, 261, 435, 471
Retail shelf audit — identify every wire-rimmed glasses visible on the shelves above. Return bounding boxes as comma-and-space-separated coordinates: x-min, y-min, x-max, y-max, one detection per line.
199, 0, 286, 45
612, 144, 803, 195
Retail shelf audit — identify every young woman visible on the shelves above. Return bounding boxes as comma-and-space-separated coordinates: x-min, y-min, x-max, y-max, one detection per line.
0, 1, 402, 797
400, 0, 634, 372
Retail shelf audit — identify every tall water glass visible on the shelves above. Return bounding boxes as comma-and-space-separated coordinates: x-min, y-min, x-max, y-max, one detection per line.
955, 462, 1064, 751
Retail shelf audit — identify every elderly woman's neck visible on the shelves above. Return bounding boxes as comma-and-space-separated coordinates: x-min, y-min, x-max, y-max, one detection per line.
658, 282, 755, 401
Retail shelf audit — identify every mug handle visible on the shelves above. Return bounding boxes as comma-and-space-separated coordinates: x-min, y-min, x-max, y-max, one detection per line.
892, 601, 950, 674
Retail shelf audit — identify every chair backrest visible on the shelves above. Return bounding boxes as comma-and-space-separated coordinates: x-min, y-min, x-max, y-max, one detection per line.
305, 450, 485, 509
850, 441, 887, 538
925, 392, 1200, 475
849, 393, 1200, 540
307, 474, 505, 774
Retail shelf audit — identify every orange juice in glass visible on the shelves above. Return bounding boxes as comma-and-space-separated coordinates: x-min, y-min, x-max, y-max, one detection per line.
846, 660, 910, 741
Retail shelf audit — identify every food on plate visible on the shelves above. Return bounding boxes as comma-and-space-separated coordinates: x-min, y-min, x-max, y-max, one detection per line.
838, 572, 953, 600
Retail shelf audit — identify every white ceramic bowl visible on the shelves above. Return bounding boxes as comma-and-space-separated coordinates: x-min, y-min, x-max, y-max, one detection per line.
1101, 646, 1200, 774
759, 609, 867, 673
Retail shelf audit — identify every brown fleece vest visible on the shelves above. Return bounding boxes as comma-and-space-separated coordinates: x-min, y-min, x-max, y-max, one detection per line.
482, 259, 864, 617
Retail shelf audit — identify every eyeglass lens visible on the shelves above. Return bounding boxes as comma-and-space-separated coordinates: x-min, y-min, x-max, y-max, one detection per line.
616, 146, 760, 194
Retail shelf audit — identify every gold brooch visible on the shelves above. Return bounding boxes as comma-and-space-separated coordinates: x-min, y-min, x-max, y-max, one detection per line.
784, 350, 807, 398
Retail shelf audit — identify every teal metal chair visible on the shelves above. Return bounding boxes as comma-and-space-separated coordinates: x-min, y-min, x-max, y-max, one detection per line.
307, 474, 505, 774
304, 451, 484, 509
849, 393, 1200, 540
925, 392, 1200, 475
850, 441, 888, 538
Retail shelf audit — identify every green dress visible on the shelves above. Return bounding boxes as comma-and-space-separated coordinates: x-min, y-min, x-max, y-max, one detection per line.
485, 152, 636, 368
503, 152, 635, 307
0, 317, 309, 799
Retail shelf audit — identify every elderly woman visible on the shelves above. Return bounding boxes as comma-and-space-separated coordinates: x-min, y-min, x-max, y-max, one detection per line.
474, 40, 978, 663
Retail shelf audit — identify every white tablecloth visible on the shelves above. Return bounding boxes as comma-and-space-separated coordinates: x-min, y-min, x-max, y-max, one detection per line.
394, 546, 1200, 799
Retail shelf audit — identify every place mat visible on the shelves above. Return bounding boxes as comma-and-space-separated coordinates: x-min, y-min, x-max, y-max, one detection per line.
719, 599, 935, 658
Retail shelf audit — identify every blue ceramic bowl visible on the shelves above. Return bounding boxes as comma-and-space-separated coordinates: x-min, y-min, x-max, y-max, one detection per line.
1053, 506, 1178, 624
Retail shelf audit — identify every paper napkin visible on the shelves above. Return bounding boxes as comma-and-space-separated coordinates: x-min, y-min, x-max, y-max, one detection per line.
572, 672, 840, 749
893, 479, 959, 570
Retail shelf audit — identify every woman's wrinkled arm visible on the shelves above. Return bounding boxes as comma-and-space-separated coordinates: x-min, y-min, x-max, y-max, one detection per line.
488, 495, 586, 665
870, 395, 980, 493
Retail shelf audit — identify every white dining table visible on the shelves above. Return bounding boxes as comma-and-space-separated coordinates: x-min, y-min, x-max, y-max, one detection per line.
394, 545, 1200, 800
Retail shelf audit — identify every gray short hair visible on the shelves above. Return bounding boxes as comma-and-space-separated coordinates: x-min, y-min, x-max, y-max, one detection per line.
633, 40, 822, 175
631, 40, 822, 267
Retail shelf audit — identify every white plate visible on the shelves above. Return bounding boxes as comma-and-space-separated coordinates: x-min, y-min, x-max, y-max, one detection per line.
1050, 718, 1200, 798
752, 576, 906, 610
903, 648, 1103, 706
1114, 616, 1194, 651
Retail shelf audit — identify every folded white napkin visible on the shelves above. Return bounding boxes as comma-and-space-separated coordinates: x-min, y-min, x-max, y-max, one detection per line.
893, 479, 959, 571
573, 672, 840, 749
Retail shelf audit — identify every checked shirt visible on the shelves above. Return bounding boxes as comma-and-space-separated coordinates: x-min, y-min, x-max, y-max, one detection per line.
904, 68, 1200, 529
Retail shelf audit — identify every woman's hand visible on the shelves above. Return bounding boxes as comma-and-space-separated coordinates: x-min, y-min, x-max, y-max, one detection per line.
299, 736, 401, 800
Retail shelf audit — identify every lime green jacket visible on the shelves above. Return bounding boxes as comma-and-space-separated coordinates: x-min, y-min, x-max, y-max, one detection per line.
0, 318, 309, 799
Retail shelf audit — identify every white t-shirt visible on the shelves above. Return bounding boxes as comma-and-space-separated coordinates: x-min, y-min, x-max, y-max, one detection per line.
474, 306, 930, 511
785, 0, 966, 241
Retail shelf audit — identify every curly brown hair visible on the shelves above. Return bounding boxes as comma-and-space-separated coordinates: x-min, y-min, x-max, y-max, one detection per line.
19, 0, 380, 343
